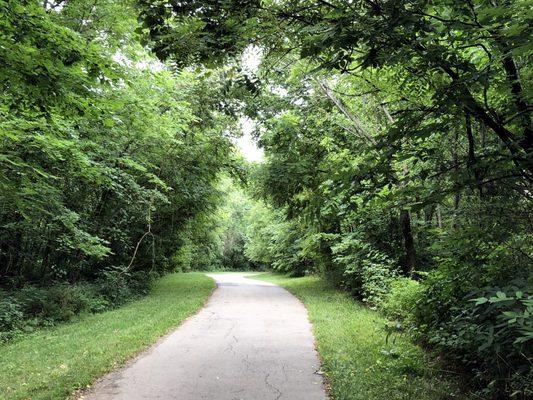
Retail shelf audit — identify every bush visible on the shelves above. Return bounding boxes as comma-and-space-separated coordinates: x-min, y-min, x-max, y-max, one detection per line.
410, 226, 533, 398
13, 284, 106, 325
0, 293, 24, 341
129, 270, 158, 296
330, 234, 398, 304
420, 284, 532, 398
172, 243, 194, 272
415, 268, 532, 398
96, 267, 136, 306
39, 285, 89, 322
380, 278, 422, 323
13, 286, 46, 318
0, 284, 106, 341
0, 268, 155, 342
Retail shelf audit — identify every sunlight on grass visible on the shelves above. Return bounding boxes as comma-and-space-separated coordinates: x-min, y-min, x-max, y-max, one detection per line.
0, 273, 215, 400
255, 273, 469, 400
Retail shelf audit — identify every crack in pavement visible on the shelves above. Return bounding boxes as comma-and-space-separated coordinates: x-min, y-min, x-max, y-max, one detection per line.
264, 371, 283, 400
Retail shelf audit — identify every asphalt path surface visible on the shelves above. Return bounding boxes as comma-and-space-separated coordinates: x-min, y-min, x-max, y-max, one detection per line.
83, 272, 327, 400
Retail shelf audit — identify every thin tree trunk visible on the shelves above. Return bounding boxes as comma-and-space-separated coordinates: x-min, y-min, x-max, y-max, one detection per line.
382, 104, 417, 276
465, 111, 484, 197
495, 37, 531, 151
439, 64, 532, 179
400, 209, 416, 276
452, 129, 461, 228
436, 205, 443, 229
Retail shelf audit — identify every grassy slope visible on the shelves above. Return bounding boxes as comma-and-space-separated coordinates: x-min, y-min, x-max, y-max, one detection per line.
256, 273, 467, 400
0, 273, 215, 400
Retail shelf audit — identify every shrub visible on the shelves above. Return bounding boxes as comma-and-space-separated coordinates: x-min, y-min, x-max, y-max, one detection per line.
0, 269, 155, 342
129, 270, 158, 296
0, 293, 24, 341
96, 267, 135, 306
14, 286, 50, 319
40, 285, 88, 322
426, 285, 532, 398
171, 243, 194, 272
13, 284, 106, 325
330, 234, 398, 304
411, 226, 533, 398
415, 274, 532, 398
380, 278, 422, 323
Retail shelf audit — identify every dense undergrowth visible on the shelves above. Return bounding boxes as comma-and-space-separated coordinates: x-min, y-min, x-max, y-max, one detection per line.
0, 269, 154, 342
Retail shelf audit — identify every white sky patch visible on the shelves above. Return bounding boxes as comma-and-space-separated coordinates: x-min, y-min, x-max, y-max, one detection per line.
112, 52, 132, 66
234, 47, 264, 162
270, 85, 288, 97
235, 117, 264, 163
241, 45, 262, 74
44, 1, 65, 11
135, 59, 165, 72
112, 51, 166, 72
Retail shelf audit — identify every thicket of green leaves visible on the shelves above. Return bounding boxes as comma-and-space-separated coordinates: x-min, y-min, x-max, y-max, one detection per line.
138, 0, 532, 398
1, 0, 531, 398
0, 0, 239, 338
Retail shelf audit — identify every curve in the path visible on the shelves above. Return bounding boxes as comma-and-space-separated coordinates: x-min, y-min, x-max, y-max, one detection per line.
83, 272, 327, 400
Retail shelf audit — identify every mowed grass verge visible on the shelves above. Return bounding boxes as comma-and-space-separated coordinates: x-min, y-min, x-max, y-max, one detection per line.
255, 273, 468, 400
0, 273, 215, 400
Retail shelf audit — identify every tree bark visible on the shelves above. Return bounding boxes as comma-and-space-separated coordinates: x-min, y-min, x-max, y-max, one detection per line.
440, 64, 532, 179
436, 205, 443, 229
400, 209, 416, 276
465, 111, 484, 197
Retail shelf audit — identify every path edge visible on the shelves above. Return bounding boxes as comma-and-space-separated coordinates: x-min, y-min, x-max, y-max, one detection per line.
73, 273, 218, 400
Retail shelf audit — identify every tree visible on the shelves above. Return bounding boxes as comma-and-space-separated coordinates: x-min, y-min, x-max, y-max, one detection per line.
139, 0, 532, 178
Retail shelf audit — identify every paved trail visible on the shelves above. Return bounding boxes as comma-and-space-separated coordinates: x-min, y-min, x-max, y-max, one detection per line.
84, 273, 327, 400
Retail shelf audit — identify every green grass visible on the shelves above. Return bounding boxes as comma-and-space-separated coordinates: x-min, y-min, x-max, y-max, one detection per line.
0, 272, 215, 400
255, 273, 468, 400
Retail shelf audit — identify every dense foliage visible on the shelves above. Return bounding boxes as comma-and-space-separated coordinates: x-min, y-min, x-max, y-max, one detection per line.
0, 0, 238, 338
138, 0, 532, 398
1, 1, 531, 399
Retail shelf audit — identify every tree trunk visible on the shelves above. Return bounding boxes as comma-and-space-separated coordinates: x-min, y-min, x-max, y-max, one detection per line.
465, 111, 484, 197
400, 209, 416, 276
436, 205, 443, 229
496, 37, 531, 151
